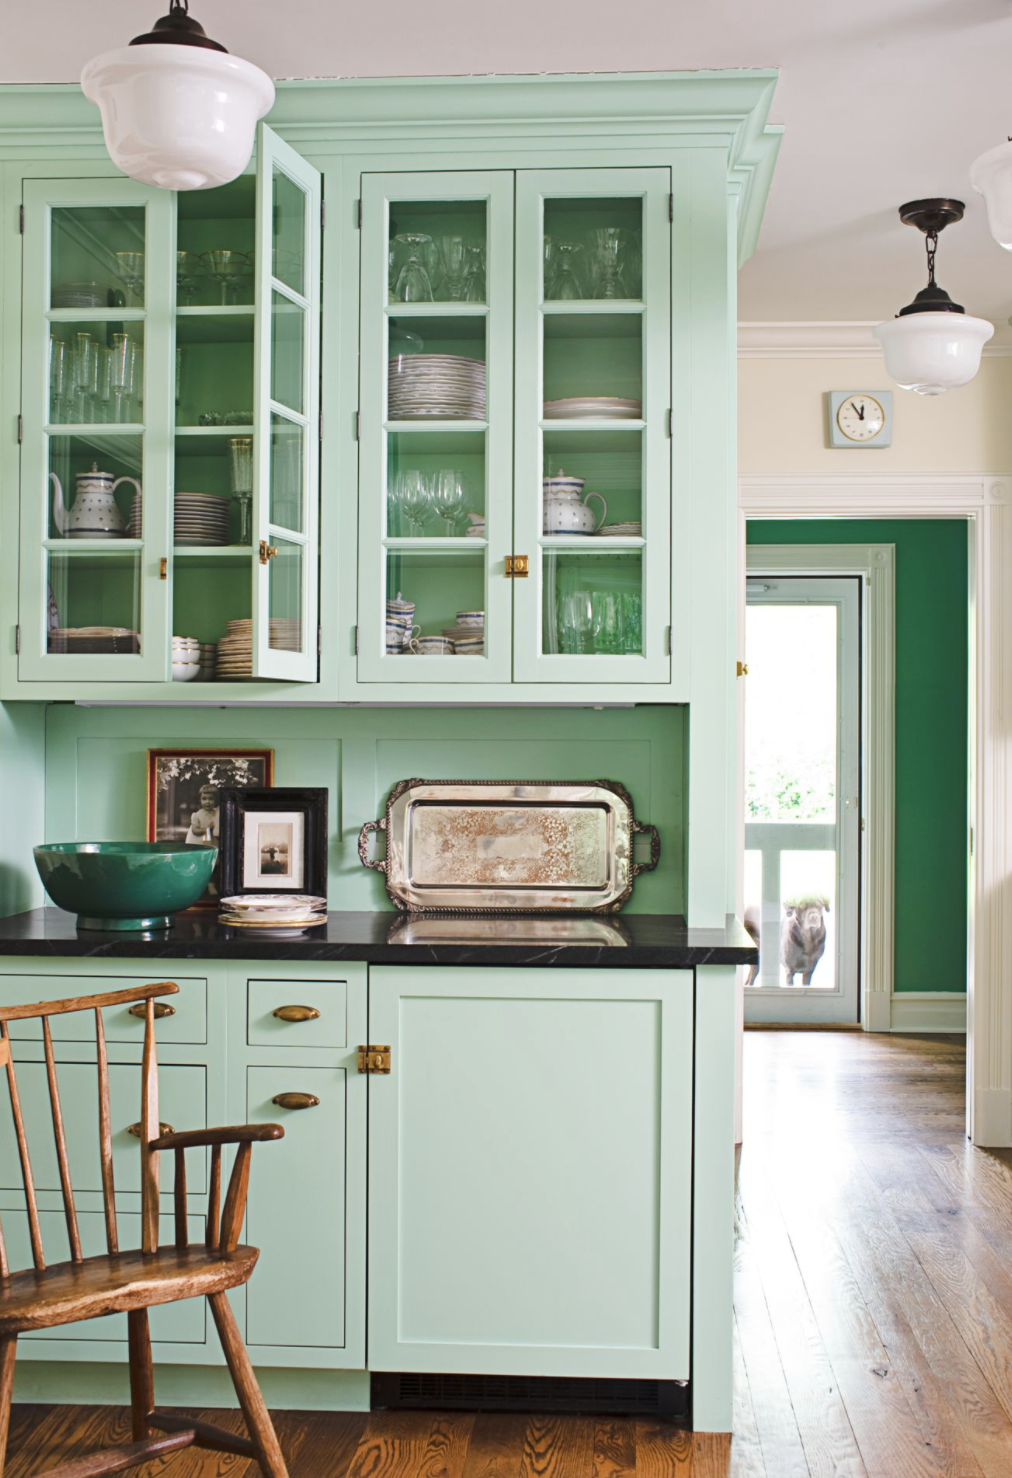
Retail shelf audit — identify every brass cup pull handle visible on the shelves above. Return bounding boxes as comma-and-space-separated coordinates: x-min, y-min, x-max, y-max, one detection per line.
127, 1120, 174, 1139
271, 1091, 320, 1111
128, 1001, 176, 1020
272, 1005, 321, 1023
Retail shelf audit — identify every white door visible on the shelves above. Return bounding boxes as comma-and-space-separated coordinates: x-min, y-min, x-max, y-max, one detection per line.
743, 576, 861, 1024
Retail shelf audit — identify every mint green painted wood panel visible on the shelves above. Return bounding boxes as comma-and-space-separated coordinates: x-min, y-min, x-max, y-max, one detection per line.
4, 975, 206, 1044
251, 124, 321, 683
357, 171, 514, 685
513, 168, 672, 685
368, 966, 693, 1378
0, 701, 46, 916
247, 977, 347, 1049
19, 176, 176, 684
7, 1211, 207, 1347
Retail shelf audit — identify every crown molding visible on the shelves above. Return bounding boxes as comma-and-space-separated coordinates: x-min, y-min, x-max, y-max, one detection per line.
737, 320, 1012, 358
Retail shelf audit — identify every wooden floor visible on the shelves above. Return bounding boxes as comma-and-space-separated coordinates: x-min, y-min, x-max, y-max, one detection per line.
9, 1030, 1011, 1478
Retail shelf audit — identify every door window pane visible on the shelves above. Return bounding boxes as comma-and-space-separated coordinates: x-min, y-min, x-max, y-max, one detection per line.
270, 415, 304, 533
746, 604, 837, 822
386, 432, 486, 538
272, 167, 306, 297
47, 551, 142, 655
383, 551, 485, 658
271, 291, 304, 414
388, 317, 486, 422
49, 323, 146, 427
542, 314, 642, 416
543, 551, 643, 656
779, 852, 837, 991
47, 433, 142, 542
268, 539, 304, 653
51, 205, 146, 310
543, 196, 643, 303
388, 198, 487, 305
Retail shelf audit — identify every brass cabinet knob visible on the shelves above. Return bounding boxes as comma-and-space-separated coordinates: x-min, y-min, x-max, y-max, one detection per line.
271, 1091, 320, 1110
259, 541, 279, 565
128, 1001, 176, 1020
127, 1121, 174, 1139
272, 1005, 321, 1023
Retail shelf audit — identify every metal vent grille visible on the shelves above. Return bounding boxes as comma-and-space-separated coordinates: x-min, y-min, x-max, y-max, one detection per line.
371, 1373, 690, 1420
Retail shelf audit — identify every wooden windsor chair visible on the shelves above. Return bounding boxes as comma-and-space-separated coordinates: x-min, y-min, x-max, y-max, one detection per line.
0, 980, 290, 1478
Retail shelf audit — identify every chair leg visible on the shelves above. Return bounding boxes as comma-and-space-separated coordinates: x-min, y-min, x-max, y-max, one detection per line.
127, 1309, 154, 1441
0, 1337, 16, 1478
208, 1293, 289, 1478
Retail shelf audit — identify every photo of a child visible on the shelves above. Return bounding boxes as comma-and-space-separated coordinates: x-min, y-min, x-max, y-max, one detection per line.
147, 749, 273, 906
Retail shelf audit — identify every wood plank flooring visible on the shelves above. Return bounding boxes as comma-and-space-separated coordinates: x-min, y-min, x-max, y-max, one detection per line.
6, 1030, 1005, 1478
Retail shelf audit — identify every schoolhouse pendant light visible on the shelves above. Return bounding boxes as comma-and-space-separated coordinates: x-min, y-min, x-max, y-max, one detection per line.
873, 199, 993, 395
970, 140, 1012, 249
80, 0, 275, 192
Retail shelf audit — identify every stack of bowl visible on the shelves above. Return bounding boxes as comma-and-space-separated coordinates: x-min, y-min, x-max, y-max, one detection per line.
442, 609, 485, 655
172, 635, 200, 682
386, 591, 417, 654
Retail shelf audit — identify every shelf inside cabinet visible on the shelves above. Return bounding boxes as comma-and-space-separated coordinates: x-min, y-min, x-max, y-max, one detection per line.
176, 426, 254, 441
539, 419, 645, 433
541, 301, 645, 316
540, 536, 645, 550
385, 303, 488, 319
384, 538, 487, 552
43, 539, 143, 554
46, 308, 145, 324
385, 420, 488, 434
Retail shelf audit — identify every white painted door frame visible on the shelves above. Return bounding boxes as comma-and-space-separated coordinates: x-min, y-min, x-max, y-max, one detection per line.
737, 474, 1012, 1149
743, 570, 864, 1023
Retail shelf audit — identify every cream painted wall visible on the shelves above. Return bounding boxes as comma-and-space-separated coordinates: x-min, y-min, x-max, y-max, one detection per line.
739, 355, 1012, 474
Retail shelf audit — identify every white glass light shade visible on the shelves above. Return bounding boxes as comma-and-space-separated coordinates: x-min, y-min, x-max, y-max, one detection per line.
81, 44, 275, 192
970, 140, 1012, 251
873, 312, 993, 395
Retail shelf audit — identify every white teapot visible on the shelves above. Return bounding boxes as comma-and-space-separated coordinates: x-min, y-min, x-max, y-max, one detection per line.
50, 463, 136, 539
543, 470, 607, 535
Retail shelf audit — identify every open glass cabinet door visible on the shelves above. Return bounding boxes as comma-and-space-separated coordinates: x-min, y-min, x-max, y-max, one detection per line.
250, 123, 321, 682
20, 177, 175, 683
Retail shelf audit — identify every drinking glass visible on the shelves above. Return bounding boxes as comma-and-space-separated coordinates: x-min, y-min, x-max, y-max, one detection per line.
73, 332, 95, 423
109, 333, 135, 424
432, 469, 467, 533
96, 346, 113, 423
558, 589, 593, 653
203, 249, 249, 306
396, 471, 434, 533
589, 228, 629, 300
621, 592, 643, 653
392, 233, 435, 303
461, 244, 486, 303
591, 591, 624, 653
228, 436, 254, 545
48, 337, 68, 423
433, 235, 467, 300
114, 250, 145, 307
176, 250, 206, 305
547, 241, 583, 300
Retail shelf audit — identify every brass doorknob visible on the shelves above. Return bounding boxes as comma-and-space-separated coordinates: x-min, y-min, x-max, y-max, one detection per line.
272, 1005, 321, 1023
271, 1091, 320, 1110
128, 1001, 176, 1020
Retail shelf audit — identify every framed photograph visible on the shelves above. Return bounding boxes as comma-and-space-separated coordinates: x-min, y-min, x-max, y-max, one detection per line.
146, 748, 274, 907
219, 788, 328, 900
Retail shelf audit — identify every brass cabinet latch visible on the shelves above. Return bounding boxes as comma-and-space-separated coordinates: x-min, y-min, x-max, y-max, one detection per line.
358, 1044, 391, 1074
259, 540, 279, 565
504, 555, 529, 578
736, 661, 749, 677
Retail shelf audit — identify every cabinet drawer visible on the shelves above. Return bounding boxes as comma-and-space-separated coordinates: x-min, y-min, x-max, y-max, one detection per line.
0, 974, 207, 1045
247, 979, 347, 1049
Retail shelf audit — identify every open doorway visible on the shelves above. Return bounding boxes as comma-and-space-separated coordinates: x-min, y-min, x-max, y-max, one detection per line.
744, 575, 861, 1023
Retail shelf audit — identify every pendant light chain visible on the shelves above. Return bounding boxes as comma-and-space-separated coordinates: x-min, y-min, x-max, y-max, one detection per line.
925, 230, 938, 288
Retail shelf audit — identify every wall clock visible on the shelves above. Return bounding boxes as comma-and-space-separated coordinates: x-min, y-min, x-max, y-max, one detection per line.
828, 390, 893, 448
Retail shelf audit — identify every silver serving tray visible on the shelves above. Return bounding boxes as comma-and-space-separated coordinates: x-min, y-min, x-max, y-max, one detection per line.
385, 915, 632, 946
359, 779, 659, 914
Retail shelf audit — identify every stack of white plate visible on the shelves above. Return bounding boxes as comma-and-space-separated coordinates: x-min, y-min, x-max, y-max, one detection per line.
52, 282, 107, 309
596, 521, 642, 537
197, 641, 217, 681
543, 396, 642, 421
175, 491, 231, 545
216, 618, 302, 678
389, 354, 486, 420
219, 893, 327, 936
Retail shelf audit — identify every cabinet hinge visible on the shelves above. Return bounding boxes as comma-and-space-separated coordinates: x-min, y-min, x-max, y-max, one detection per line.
319, 410, 324, 441
18, 204, 24, 234
318, 623, 322, 657
666, 408, 672, 438
669, 193, 674, 223
16, 414, 22, 445
321, 198, 326, 229
355, 411, 360, 441
356, 198, 362, 229
358, 1044, 391, 1074
664, 625, 671, 656
970, 825, 974, 856
354, 625, 359, 655
14, 624, 19, 655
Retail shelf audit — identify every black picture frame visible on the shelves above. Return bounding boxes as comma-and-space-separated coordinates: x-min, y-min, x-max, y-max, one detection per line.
218, 787, 328, 901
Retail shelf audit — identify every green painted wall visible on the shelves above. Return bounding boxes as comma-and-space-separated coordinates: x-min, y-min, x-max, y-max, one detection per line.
40, 705, 687, 916
746, 519, 968, 994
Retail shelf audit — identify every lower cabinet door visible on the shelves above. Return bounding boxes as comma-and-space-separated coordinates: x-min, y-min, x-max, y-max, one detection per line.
368, 966, 694, 1379
245, 1066, 352, 1352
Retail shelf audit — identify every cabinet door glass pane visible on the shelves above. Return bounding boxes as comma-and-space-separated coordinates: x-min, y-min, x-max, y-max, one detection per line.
268, 538, 304, 653
47, 551, 142, 655
51, 205, 147, 310
388, 198, 487, 305
272, 168, 306, 297
543, 196, 643, 302
48, 323, 146, 427
271, 290, 304, 414
270, 414, 304, 533
543, 551, 643, 656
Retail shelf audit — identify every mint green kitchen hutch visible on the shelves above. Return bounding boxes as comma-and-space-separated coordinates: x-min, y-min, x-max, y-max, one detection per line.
0, 71, 780, 1434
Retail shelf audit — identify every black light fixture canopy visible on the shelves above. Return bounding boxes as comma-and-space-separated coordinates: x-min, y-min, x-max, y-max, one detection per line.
130, 0, 228, 52
896, 197, 966, 316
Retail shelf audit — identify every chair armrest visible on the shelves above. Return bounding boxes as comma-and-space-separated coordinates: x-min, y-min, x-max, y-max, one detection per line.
151, 1123, 285, 1151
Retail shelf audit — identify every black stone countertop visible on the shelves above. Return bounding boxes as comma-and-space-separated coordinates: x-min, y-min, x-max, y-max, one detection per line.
0, 909, 757, 969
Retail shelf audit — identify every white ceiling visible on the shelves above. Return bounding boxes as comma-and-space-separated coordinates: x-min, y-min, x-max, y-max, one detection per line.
9, 0, 1012, 332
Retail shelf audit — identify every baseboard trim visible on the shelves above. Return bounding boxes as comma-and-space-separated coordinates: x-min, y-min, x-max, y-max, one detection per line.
889, 992, 967, 1033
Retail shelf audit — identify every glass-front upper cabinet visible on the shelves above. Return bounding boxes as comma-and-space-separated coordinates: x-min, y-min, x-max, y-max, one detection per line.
513, 168, 672, 684
357, 171, 514, 683
18, 124, 321, 687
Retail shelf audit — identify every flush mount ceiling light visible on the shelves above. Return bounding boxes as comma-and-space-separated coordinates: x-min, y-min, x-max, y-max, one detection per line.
873, 198, 993, 395
970, 138, 1012, 249
80, 0, 275, 192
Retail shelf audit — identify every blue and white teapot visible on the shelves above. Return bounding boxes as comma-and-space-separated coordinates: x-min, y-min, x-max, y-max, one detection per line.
50, 462, 137, 539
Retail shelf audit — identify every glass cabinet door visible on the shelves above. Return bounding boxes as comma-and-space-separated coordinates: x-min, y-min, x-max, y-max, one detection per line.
512, 168, 672, 684
19, 178, 175, 682
357, 171, 514, 683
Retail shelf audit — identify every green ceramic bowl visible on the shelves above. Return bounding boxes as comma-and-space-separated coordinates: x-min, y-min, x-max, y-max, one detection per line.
33, 841, 218, 931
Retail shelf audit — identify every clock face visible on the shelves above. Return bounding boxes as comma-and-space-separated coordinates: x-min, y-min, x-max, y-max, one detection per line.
836, 394, 886, 442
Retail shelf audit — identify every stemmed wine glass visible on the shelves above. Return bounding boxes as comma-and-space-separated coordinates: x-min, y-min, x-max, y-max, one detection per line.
433, 236, 467, 300
391, 234, 435, 303
73, 332, 95, 423
203, 249, 250, 306
109, 333, 135, 424
114, 251, 145, 307
433, 469, 467, 534
391, 471, 434, 534
589, 228, 629, 300
461, 244, 486, 303
547, 241, 583, 300
49, 337, 68, 424
228, 436, 254, 544
176, 250, 206, 305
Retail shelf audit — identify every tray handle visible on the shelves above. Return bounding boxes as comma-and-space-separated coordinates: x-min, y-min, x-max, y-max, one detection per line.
630, 821, 661, 877
358, 819, 388, 873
